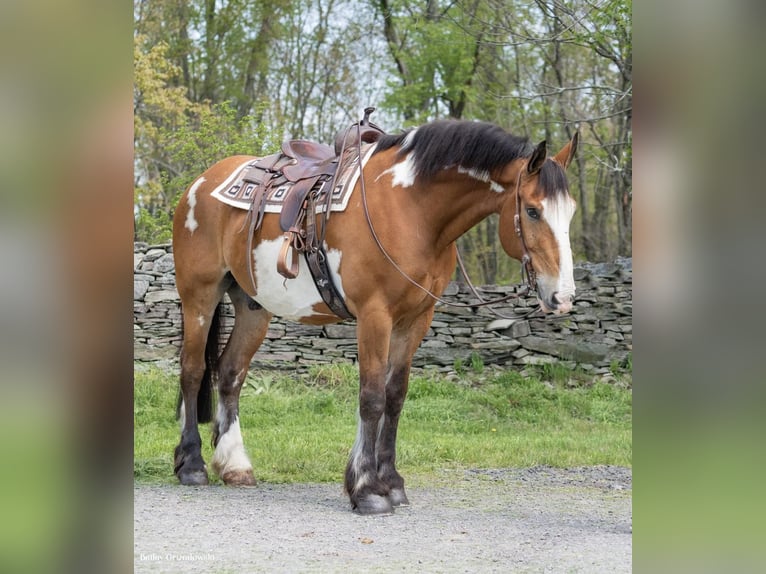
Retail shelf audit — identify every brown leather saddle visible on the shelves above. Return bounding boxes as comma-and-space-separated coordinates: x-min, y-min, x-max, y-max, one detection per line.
238, 141, 337, 233
240, 107, 385, 320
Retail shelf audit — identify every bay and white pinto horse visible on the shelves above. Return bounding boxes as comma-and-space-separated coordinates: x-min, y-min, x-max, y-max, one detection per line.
172, 119, 579, 514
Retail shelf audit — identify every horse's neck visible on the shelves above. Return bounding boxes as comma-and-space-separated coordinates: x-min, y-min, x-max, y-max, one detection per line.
428, 174, 509, 250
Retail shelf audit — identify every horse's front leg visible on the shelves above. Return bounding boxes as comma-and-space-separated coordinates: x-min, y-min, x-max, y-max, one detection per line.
377, 311, 434, 507
345, 312, 393, 515
376, 362, 411, 507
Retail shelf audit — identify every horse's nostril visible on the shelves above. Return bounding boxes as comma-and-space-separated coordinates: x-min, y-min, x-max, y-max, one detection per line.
550, 292, 574, 314
553, 292, 573, 305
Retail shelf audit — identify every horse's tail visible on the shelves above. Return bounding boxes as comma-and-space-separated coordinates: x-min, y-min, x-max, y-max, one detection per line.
176, 303, 222, 424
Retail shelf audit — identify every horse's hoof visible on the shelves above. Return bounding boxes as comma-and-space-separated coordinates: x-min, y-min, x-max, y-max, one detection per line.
178, 468, 209, 486
353, 494, 394, 516
388, 488, 410, 507
222, 469, 257, 486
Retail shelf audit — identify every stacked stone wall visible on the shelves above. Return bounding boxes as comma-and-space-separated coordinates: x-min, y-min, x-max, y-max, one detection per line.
134, 242, 632, 374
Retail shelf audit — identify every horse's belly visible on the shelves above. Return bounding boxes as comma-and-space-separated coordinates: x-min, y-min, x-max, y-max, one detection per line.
251, 238, 346, 322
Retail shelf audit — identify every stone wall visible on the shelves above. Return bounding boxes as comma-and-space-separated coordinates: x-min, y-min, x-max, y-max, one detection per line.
134, 243, 632, 374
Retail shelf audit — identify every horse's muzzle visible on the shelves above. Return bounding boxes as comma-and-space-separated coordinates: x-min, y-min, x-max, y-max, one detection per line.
539, 292, 573, 315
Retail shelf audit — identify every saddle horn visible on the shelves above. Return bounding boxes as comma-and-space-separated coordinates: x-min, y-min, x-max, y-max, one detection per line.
361, 106, 375, 126
334, 106, 385, 156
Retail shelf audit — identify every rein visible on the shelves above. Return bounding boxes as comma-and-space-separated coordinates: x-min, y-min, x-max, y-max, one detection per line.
357, 137, 541, 318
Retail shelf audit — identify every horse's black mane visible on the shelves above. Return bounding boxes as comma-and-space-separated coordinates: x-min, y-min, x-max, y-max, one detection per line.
374, 119, 534, 181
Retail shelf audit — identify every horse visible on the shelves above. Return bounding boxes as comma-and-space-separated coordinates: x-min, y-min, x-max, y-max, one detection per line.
171, 118, 579, 515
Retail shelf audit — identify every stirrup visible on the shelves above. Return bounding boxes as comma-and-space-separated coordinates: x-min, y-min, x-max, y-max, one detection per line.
277, 228, 303, 279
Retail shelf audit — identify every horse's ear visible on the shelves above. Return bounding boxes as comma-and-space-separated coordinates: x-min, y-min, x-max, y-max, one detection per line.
527, 140, 547, 175
553, 131, 579, 169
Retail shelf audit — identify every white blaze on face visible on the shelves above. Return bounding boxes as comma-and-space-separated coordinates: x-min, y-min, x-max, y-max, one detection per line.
541, 195, 577, 308
251, 238, 345, 320
184, 176, 206, 233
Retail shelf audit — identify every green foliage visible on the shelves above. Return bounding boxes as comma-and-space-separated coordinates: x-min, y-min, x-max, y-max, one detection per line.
133, 0, 632, 267
163, 101, 274, 203
377, 0, 490, 122
135, 364, 631, 484
537, 362, 577, 385
134, 206, 172, 244
133, 34, 277, 243
470, 352, 484, 374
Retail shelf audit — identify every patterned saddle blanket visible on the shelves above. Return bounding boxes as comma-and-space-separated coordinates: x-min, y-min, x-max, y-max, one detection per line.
210, 143, 377, 214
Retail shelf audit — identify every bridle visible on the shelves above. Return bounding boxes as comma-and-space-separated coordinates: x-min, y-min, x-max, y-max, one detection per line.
358, 132, 542, 318
512, 169, 538, 292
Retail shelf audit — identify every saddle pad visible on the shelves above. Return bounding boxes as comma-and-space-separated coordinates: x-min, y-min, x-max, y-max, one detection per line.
210, 143, 377, 213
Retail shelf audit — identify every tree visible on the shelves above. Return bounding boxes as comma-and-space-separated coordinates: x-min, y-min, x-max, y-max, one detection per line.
133, 34, 273, 241
133, 0, 631, 268
373, 0, 491, 122
517, 0, 632, 260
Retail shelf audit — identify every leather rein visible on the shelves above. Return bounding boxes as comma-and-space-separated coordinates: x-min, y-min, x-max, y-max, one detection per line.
357, 132, 542, 319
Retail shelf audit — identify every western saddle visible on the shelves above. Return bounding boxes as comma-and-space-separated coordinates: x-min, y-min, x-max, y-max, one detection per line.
241, 107, 385, 320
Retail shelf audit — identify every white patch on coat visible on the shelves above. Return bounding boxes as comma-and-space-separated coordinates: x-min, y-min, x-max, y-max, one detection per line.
541, 195, 577, 302
251, 238, 345, 321
197, 314, 205, 327
457, 166, 504, 193
211, 402, 252, 476
184, 176, 206, 233
377, 152, 417, 188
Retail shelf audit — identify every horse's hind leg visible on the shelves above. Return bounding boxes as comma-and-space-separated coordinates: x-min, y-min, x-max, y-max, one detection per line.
175, 279, 227, 486
211, 281, 272, 486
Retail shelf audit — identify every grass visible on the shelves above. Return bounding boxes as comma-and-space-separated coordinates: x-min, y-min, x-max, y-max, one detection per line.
134, 363, 631, 484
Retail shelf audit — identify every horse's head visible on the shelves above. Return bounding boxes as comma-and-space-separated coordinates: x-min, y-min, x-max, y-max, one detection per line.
498, 133, 579, 315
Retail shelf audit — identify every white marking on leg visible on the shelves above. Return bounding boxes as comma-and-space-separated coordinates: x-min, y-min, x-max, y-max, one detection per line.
212, 409, 252, 477
251, 239, 345, 321
179, 399, 186, 431
197, 314, 205, 327
377, 152, 417, 188
541, 195, 577, 307
350, 409, 384, 492
184, 176, 206, 233
374, 411, 385, 462
350, 412, 369, 490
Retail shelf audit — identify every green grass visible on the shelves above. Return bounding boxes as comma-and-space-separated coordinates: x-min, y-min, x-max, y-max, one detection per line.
135, 363, 631, 484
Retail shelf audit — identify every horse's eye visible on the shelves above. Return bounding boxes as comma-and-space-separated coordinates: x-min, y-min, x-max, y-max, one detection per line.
526, 207, 540, 220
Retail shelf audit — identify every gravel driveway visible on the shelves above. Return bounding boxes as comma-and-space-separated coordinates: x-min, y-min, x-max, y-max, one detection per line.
134, 466, 631, 573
